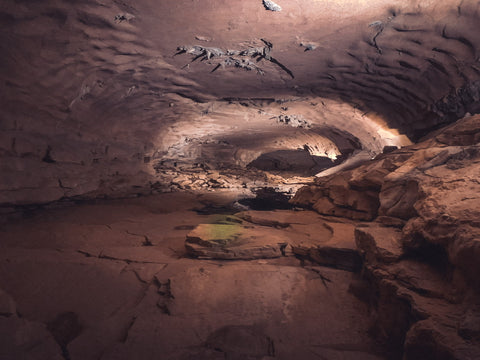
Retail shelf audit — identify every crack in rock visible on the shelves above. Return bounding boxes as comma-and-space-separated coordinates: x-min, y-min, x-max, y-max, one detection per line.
125, 230, 153, 246
305, 266, 333, 288
76, 250, 166, 265
153, 276, 174, 316
120, 316, 137, 343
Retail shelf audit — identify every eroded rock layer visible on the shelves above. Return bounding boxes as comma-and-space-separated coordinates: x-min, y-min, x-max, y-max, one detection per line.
292, 115, 480, 359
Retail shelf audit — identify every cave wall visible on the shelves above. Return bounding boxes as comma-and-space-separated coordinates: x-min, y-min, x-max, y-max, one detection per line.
1, 0, 480, 206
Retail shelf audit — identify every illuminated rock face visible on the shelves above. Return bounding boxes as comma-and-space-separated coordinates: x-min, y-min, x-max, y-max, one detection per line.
2, 0, 480, 205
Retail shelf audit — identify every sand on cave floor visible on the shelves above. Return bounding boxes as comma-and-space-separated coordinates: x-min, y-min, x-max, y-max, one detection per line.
0, 191, 383, 360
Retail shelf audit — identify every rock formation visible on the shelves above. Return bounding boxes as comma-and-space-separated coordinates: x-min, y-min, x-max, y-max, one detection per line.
292, 115, 480, 359
1, 0, 480, 359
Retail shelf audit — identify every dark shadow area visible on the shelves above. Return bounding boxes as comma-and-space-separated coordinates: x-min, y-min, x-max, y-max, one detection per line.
47, 311, 83, 360
192, 201, 239, 215
402, 236, 451, 275
238, 187, 293, 210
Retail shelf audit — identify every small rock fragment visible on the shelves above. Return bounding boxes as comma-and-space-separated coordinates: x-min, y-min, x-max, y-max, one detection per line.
114, 13, 135, 23
263, 0, 282, 12
195, 35, 212, 42
299, 42, 318, 52
368, 20, 383, 27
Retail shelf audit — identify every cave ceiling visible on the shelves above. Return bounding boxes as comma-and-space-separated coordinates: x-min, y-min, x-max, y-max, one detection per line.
1, 0, 480, 204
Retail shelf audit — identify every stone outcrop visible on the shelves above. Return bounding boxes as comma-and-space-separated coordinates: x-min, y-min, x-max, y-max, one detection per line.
185, 221, 289, 260
185, 210, 362, 271
291, 153, 409, 220
355, 224, 403, 264
292, 114, 480, 359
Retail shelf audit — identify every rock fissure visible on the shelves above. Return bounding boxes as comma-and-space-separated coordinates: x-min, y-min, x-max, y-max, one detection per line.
76, 250, 167, 265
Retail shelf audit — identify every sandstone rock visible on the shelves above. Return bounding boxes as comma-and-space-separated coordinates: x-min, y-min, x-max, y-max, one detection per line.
236, 209, 326, 228
435, 115, 480, 146
348, 158, 396, 189
329, 178, 380, 219
387, 260, 447, 299
398, 144, 480, 291
355, 224, 403, 264
449, 227, 480, 291
290, 221, 362, 271
292, 173, 381, 221
403, 318, 480, 360
289, 116, 480, 359
378, 179, 419, 219
290, 184, 326, 208
185, 223, 289, 260
359, 254, 478, 360
186, 209, 365, 270
376, 216, 406, 228
291, 156, 409, 221
294, 245, 362, 271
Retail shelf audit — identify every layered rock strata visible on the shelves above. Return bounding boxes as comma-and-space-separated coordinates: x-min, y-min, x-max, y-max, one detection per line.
292, 114, 480, 359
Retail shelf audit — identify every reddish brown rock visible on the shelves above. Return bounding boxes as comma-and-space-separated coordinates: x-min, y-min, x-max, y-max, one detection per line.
355, 224, 403, 264
403, 318, 480, 360
289, 220, 362, 271
378, 179, 420, 220
291, 172, 381, 221
435, 116, 480, 146
185, 223, 289, 260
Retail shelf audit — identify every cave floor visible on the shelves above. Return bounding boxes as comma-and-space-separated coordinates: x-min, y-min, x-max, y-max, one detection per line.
0, 191, 384, 360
